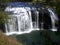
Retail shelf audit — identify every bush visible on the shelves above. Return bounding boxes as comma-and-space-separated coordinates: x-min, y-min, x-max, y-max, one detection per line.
0, 31, 22, 45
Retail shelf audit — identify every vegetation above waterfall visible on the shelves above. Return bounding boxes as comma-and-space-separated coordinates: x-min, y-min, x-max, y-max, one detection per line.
0, 9, 8, 24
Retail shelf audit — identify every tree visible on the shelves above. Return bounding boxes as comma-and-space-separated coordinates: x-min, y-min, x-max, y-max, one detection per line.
0, 7, 9, 30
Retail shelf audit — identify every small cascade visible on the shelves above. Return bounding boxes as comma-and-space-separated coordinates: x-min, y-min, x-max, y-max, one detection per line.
36, 11, 39, 30
41, 22, 44, 30
48, 8, 58, 31
26, 10, 33, 31
41, 8, 44, 30
32, 11, 39, 30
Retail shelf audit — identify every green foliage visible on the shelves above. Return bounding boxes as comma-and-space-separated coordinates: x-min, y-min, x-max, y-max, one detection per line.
5, 0, 11, 3
32, 0, 45, 3
0, 8, 9, 24
0, 0, 10, 3
0, 31, 22, 45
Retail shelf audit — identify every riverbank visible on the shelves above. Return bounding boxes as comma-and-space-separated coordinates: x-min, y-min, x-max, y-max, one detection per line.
0, 31, 22, 45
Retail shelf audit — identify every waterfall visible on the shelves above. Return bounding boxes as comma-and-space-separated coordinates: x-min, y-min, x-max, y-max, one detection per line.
48, 8, 58, 31
35, 11, 39, 30
5, 7, 38, 35
4, 2, 59, 35
32, 10, 40, 30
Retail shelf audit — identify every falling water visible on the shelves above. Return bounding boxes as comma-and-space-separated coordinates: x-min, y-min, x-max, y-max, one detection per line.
32, 11, 40, 30
41, 7, 44, 30
4, 2, 59, 35
5, 7, 37, 35
48, 8, 58, 31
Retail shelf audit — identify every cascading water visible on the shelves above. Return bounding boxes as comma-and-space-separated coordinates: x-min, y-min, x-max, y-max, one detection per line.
48, 8, 58, 31
5, 7, 35, 35
4, 2, 58, 35
31, 10, 39, 30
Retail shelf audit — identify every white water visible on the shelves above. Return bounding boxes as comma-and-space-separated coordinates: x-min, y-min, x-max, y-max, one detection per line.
48, 8, 58, 31
5, 6, 58, 35
5, 7, 40, 35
